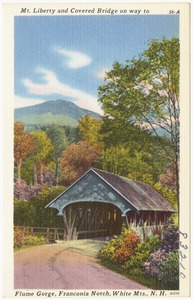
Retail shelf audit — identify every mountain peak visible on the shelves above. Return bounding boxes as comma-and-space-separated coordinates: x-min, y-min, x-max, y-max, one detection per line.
14, 99, 101, 127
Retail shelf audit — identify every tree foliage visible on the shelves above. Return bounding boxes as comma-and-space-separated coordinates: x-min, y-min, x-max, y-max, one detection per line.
14, 200, 36, 226
153, 182, 177, 209
60, 141, 100, 186
64, 126, 81, 144
30, 132, 54, 185
14, 179, 41, 201
46, 124, 68, 184
14, 187, 65, 227
159, 162, 177, 190
14, 122, 36, 180
46, 124, 68, 161
98, 37, 180, 206
78, 115, 104, 151
100, 146, 163, 182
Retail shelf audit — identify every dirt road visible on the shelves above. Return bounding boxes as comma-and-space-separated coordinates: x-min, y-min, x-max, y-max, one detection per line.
14, 240, 147, 289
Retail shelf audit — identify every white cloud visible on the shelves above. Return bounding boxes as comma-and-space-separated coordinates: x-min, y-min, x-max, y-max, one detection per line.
95, 68, 109, 80
14, 96, 45, 108
22, 68, 102, 114
55, 47, 92, 69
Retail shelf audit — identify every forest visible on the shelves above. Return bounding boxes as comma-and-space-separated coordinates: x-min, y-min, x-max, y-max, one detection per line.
14, 38, 179, 226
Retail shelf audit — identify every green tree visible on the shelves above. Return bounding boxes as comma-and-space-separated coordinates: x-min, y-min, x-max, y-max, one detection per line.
46, 125, 68, 185
31, 132, 54, 185
64, 126, 81, 144
78, 115, 104, 151
98, 38, 180, 207
99, 144, 165, 183
98, 110, 170, 183
100, 146, 129, 175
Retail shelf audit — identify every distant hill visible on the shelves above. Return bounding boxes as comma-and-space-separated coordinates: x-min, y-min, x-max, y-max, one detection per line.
14, 100, 101, 127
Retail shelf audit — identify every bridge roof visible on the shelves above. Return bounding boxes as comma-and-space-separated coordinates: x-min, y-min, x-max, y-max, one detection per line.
46, 168, 176, 216
92, 168, 176, 212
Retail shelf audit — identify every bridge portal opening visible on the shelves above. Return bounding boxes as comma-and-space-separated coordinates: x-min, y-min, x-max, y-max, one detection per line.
62, 202, 123, 240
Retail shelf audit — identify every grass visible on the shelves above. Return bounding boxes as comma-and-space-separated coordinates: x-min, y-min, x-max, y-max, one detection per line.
99, 258, 161, 290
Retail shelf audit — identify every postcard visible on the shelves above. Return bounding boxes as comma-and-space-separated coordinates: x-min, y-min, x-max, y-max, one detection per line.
2, 1, 191, 298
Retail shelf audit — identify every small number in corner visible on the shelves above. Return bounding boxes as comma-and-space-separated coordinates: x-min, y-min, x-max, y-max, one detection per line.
169, 10, 180, 14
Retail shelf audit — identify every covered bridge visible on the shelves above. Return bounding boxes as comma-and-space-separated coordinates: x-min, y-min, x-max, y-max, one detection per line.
46, 168, 176, 240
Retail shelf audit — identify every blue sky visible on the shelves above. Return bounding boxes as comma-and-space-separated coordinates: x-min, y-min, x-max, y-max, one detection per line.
15, 15, 179, 114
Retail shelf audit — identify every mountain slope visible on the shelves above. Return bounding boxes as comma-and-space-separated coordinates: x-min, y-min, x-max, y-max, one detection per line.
14, 100, 101, 126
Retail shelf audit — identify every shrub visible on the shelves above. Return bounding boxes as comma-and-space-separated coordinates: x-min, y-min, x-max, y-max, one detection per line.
14, 228, 23, 248
159, 251, 179, 290
161, 225, 179, 253
114, 231, 140, 264
14, 179, 41, 201
14, 186, 65, 228
98, 227, 132, 263
14, 200, 36, 226
126, 235, 161, 274
143, 249, 166, 278
98, 235, 123, 262
23, 235, 48, 246
14, 227, 48, 249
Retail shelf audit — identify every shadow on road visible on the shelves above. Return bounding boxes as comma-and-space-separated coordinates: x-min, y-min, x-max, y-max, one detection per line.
56, 238, 107, 257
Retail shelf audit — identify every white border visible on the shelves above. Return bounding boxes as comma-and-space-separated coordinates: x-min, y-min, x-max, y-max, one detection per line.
1, 1, 192, 299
